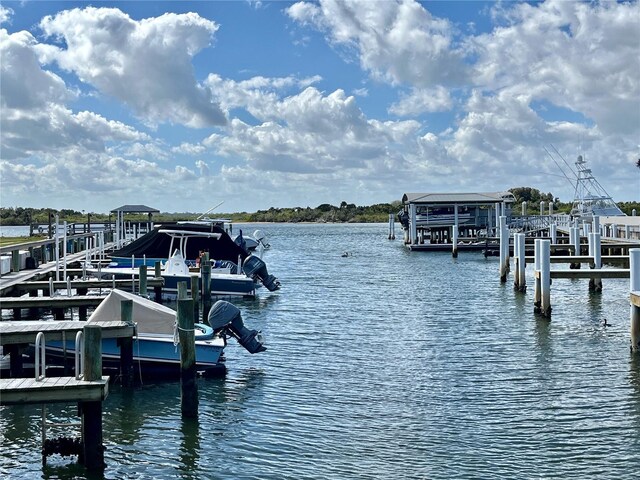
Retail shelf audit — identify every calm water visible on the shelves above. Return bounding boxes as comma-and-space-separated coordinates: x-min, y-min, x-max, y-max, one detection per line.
1, 223, 639, 479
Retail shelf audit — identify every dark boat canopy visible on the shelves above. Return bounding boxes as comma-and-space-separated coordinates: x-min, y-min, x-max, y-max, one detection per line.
112, 222, 249, 263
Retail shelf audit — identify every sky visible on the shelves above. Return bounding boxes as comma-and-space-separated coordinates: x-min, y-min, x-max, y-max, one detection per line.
0, 0, 638, 214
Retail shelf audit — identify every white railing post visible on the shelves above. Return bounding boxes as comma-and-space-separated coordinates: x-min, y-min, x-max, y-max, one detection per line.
630, 249, 640, 353
540, 239, 551, 317
35, 332, 46, 381
75, 331, 84, 379
534, 239, 541, 312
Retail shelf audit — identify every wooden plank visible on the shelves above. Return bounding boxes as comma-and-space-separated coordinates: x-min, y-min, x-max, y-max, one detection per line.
534, 269, 630, 279
18, 278, 164, 291
0, 320, 134, 345
524, 255, 629, 265
631, 292, 640, 308
0, 376, 109, 405
0, 295, 107, 310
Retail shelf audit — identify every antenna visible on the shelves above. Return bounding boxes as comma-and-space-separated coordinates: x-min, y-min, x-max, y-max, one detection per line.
196, 201, 225, 220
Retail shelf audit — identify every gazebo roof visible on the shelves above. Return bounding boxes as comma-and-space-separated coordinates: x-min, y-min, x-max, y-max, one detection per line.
110, 205, 160, 214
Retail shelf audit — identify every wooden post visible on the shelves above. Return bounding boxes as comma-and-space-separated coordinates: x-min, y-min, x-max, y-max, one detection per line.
11, 249, 20, 272
178, 281, 188, 300
201, 252, 211, 321
139, 265, 148, 297
540, 239, 551, 317
120, 299, 134, 386
81, 324, 105, 470
78, 287, 88, 320
514, 233, 526, 292
7, 344, 24, 377
534, 239, 541, 313
630, 249, 640, 353
388, 214, 395, 240
191, 279, 200, 325
178, 298, 198, 418
154, 261, 162, 303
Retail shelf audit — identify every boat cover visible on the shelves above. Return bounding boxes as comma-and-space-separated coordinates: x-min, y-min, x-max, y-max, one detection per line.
88, 289, 176, 335
112, 222, 249, 263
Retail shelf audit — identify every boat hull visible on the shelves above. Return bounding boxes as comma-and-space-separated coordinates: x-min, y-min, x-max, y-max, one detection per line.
88, 267, 256, 298
45, 335, 226, 378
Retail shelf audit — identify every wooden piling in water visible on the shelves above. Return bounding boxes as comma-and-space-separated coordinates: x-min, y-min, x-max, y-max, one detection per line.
139, 265, 148, 297
119, 300, 134, 386
201, 252, 212, 321
178, 298, 198, 418
154, 261, 162, 303
81, 324, 105, 470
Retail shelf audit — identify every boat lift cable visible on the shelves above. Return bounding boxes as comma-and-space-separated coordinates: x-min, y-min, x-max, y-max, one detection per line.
550, 144, 579, 180
543, 146, 576, 184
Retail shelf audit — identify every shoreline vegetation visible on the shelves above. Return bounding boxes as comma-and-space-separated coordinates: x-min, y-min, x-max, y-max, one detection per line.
1, 188, 639, 227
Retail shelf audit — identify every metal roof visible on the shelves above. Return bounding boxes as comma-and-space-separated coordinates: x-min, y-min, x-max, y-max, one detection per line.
110, 205, 160, 213
402, 192, 515, 205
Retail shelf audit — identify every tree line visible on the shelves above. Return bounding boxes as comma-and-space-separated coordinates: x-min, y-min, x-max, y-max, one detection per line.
1, 188, 638, 226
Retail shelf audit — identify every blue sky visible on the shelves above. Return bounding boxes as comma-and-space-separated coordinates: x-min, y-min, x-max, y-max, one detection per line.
1, 0, 638, 214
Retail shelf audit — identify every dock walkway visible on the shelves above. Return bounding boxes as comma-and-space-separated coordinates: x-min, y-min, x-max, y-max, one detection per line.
0, 376, 109, 404
0, 320, 134, 345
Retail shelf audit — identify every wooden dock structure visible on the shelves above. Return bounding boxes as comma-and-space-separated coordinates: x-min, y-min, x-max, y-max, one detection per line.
1, 319, 135, 379
0, 324, 110, 470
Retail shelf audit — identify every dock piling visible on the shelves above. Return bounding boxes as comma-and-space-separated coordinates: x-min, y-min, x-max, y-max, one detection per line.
201, 252, 212, 320
534, 239, 542, 313
630, 249, 640, 353
81, 324, 105, 470
178, 298, 198, 418
120, 300, 134, 386
452, 225, 459, 258
540, 239, 552, 317
589, 232, 603, 292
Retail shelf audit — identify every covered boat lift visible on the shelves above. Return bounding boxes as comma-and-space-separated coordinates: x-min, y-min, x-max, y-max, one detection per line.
398, 192, 516, 247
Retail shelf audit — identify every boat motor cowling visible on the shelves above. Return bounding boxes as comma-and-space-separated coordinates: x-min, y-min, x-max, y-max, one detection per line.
207, 300, 266, 354
242, 255, 280, 291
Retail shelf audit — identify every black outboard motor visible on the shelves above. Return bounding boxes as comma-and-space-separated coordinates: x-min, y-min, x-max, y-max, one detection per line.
208, 300, 266, 354
243, 255, 281, 291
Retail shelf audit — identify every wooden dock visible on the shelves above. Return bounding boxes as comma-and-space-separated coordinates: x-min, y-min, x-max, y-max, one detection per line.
534, 268, 630, 280
16, 278, 164, 293
632, 291, 640, 308
1, 295, 107, 311
524, 255, 629, 266
0, 376, 109, 404
0, 320, 134, 345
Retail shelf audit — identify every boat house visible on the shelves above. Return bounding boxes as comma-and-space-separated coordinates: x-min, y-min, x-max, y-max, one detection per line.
398, 192, 515, 246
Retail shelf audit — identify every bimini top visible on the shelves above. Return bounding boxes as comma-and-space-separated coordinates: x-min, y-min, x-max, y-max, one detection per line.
402, 192, 515, 205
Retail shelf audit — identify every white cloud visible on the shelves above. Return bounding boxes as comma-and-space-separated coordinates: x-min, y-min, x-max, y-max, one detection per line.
287, 0, 469, 87
172, 142, 206, 155
39, 7, 227, 128
470, 0, 640, 135
0, 5, 13, 24
210, 87, 420, 173
389, 86, 453, 116
0, 29, 72, 110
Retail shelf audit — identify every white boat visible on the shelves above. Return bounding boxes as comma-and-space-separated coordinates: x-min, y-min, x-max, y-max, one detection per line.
88, 223, 280, 299
46, 289, 266, 378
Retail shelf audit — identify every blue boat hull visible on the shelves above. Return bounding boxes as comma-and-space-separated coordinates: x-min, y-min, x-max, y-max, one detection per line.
45, 336, 226, 378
